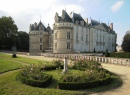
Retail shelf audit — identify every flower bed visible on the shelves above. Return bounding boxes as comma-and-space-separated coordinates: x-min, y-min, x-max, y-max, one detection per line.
17, 64, 52, 87
58, 74, 111, 90
58, 59, 112, 90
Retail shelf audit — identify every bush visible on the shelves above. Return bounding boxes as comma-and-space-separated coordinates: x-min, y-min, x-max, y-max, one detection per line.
58, 74, 111, 90
106, 52, 130, 58
72, 59, 102, 71
12, 53, 17, 58
17, 64, 52, 87
17, 73, 52, 87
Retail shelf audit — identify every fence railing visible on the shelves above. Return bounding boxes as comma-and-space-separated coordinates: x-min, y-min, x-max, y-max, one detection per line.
43, 53, 130, 66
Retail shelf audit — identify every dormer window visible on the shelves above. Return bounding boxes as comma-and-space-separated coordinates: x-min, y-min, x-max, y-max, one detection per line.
76, 20, 79, 24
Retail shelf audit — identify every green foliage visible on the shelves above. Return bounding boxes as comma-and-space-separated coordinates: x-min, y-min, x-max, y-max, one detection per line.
106, 52, 130, 58
58, 74, 111, 90
0, 58, 22, 73
72, 59, 102, 71
52, 59, 63, 67
16, 31, 29, 51
122, 34, 130, 52
0, 16, 18, 50
17, 72, 52, 87
18, 64, 52, 87
58, 59, 112, 90
20, 64, 46, 80
12, 53, 17, 58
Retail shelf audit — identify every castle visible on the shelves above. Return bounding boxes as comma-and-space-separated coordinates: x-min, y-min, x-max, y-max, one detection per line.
29, 9, 117, 54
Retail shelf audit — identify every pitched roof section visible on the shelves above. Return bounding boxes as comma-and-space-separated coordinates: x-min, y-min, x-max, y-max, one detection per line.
30, 21, 47, 31
69, 12, 87, 26
61, 10, 72, 22
35, 21, 47, 31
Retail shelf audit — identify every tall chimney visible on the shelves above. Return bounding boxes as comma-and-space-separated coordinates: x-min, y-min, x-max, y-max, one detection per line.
110, 23, 113, 30
85, 18, 88, 25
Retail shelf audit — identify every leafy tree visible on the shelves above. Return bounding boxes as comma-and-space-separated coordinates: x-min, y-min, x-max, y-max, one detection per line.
122, 34, 130, 52
16, 31, 29, 51
0, 16, 18, 50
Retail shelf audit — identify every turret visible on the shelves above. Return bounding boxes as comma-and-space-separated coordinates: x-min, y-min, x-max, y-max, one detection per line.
34, 22, 37, 29
110, 23, 113, 30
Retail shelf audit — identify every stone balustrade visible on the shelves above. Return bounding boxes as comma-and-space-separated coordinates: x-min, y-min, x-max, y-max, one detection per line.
42, 53, 130, 66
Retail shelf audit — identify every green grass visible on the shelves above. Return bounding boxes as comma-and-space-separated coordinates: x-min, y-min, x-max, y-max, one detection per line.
0, 69, 122, 95
0, 71, 85, 95
0, 53, 122, 95
0, 58, 22, 73
0, 53, 51, 65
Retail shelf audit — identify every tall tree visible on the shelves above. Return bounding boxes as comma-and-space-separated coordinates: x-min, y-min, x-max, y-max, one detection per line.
0, 16, 18, 50
122, 34, 130, 52
16, 31, 29, 51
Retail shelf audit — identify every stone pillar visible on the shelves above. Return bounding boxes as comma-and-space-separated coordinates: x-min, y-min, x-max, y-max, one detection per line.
63, 57, 68, 73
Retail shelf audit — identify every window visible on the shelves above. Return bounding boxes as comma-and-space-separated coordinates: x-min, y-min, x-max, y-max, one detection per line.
55, 33, 57, 39
76, 33, 78, 40
40, 32, 42, 35
40, 45, 42, 50
86, 34, 88, 41
67, 43, 71, 49
81, 35, 83, 41
55, 43, 57, 49
40, 38, 42, 42
67, 32, 70, 39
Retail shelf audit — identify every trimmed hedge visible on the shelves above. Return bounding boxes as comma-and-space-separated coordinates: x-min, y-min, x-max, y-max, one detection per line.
58, 74, 111, 90
12, 53, 17, 58
105, 52, 130, 58
41, 65, 63, 71
17, 73, 52, 87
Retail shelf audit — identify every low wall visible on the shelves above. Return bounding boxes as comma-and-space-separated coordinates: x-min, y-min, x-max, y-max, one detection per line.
43, 53, 130, 66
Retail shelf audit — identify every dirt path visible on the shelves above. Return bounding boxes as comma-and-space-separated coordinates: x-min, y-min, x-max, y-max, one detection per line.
17, 54, 130, 95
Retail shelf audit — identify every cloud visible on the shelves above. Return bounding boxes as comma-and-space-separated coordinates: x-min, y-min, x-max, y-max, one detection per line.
111, 1, 124, 12
0, 0, 85, 32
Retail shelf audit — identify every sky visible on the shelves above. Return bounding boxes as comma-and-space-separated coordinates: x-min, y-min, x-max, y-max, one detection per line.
0, 0, 130, 45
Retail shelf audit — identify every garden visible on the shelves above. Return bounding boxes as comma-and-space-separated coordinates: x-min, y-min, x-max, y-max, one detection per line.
0, 53, 122, 95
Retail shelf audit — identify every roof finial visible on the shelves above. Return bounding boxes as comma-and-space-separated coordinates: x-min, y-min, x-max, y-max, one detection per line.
108, 20, 109, 26
99, 17, 100, 23
65, 4, 66, 11
40, 15, 41, 22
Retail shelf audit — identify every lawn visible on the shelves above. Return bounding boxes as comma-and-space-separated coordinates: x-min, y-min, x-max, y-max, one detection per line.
0, 53, 51, 65
0, 58, 22, 73
0, 69, 122, 95
0, 53, 122, 95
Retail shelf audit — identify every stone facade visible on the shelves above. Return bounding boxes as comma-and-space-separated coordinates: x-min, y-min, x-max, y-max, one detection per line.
29, 9, 117, 54
29, 21, 53, 54
53, 10, 117, 53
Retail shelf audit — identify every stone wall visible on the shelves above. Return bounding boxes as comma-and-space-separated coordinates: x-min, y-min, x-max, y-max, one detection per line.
43, 53, 130, 66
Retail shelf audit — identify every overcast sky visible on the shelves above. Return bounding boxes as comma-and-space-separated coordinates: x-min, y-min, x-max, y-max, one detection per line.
0, 0, 130, 45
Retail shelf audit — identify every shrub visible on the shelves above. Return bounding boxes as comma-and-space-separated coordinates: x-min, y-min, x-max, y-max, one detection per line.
58, 74, 111, 90
52, 59, 63, 67
17, 73, 52, 87
17, 64, 52, 87
12, 53, 17, 58
72, 59, 102, 71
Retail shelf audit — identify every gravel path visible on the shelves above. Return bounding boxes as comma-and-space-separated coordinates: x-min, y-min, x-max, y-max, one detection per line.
16, 54, 130, 95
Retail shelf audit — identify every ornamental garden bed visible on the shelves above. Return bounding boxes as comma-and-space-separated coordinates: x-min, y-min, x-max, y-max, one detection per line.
16, 58, 121, 90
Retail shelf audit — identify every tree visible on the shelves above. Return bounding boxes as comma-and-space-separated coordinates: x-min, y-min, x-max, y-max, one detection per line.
122, 34, 130, 52
0, 16, 18, 50
16, 31, 29, 51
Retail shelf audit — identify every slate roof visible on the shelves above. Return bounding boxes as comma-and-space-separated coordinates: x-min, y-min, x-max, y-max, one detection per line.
87, 19, 115, 33
30, 21, 47, 31
35, 21, 47, 31
61, 10, 72, 22
69, 12, 87, 26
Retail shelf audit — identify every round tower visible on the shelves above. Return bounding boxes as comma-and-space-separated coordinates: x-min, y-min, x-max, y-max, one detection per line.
53, 22, 73, 53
